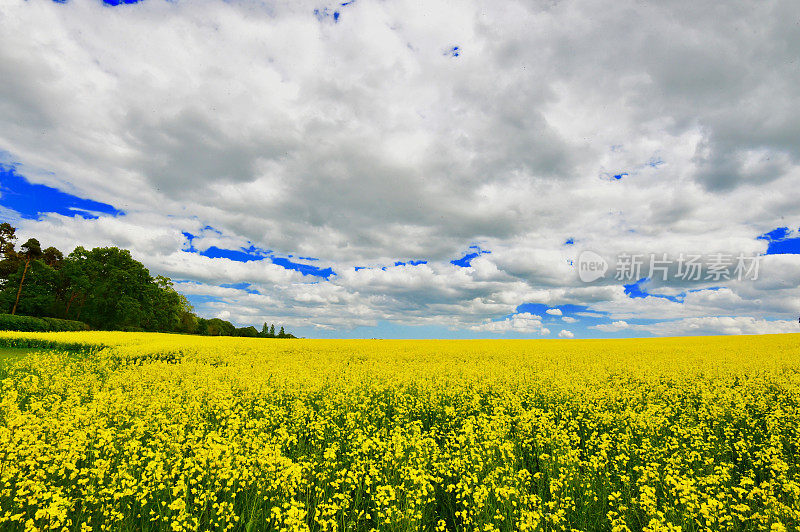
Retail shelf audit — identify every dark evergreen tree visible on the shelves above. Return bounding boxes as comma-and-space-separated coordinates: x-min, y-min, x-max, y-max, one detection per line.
11, 238, 42, 315
42, 247, 63, 268
0, 223, 18, 286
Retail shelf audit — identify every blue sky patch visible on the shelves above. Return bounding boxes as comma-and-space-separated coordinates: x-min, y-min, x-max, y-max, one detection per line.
758, 227, 790, 242
182, 231, 335, 278
445, 46, 460, 57
451, 246, 490, 267
184, 294, 223, 307
515, 303, 594, 318
477, 304, 649, 339
354, 260, 427, 271
758, 226, 800, 255
101, 0, 143, 5
0, 165, 122, 220
220, 282, 260, 295
688, 286, 722, 292
182, 232, 198, 252
624, 278, 684, 302
200, 245, 268, 263
313, 8, 331, 21
765, 238, 800, 255
271, 257, 335, 278
314, 1, 354, 23
602, 156, 663, 182
52, 0, 144, 4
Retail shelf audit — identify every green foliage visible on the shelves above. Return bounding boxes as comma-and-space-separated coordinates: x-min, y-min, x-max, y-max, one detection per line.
259, 323, 278, 338
176, 308, 198, 334
235, 326, 259, 337
0, 313, 89, 332
10, 238, 44, 315
197, 318, 237, 337
65, 246, 152, 330
0, 260, 60, 317
0, 225, 297, 338
20, 238, 42, 259
0, 223, 19, 286
42, 247, 63, 268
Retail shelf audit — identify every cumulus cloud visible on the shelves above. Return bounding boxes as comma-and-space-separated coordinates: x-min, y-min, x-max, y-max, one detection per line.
592, 317, 797, 337
592, 321, 630, 333
643, 317, 799, 337
1, 0, 799, 336
558, 330, 575, 338
470, 313, 550, 335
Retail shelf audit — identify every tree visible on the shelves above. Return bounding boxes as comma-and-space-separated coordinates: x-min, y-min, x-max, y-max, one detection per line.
42, 247, 64, 268
175, 296, 197, 334
0, 223, 16, 256
0, 224, 300, 338
0, 258, 58, 317
202, 318, 236, 337
58, 251, 90, 320
260, 322, 275, 338
11, 238, 42, 315
148, 276, 187, 332
236, 326, 259, 337
0, 223, 18, 286
67, 247, 152, 330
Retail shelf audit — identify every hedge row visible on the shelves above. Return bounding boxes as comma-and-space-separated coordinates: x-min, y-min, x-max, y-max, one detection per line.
0, 337, 102, 353
0, 314, 90, 332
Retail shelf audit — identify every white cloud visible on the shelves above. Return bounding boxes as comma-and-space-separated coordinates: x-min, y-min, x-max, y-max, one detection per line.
592, 321, 630, 333
546, 308, 563, 316
470, 313, 550, 335
562, 316, 578, 323
558, 329, 574, 338
641, 317, 798, 337
592, 317, 798, 337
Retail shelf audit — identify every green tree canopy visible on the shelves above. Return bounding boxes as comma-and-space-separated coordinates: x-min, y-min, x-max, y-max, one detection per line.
0, 225, 297, 338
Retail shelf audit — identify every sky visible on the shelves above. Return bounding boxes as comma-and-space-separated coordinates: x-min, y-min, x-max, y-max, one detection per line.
1, 0, 799, 338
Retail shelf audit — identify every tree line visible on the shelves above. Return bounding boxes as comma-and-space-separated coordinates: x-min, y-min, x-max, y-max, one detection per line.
0, 223, 295, 337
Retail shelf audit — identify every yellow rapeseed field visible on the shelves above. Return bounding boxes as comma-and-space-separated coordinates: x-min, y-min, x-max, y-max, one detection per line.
1, 331, 799, 531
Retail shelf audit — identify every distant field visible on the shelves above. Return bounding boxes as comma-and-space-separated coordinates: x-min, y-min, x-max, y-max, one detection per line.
1, 332, 799, 531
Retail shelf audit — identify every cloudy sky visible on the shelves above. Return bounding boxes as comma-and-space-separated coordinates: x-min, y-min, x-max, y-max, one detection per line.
1, 0, 799, 338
